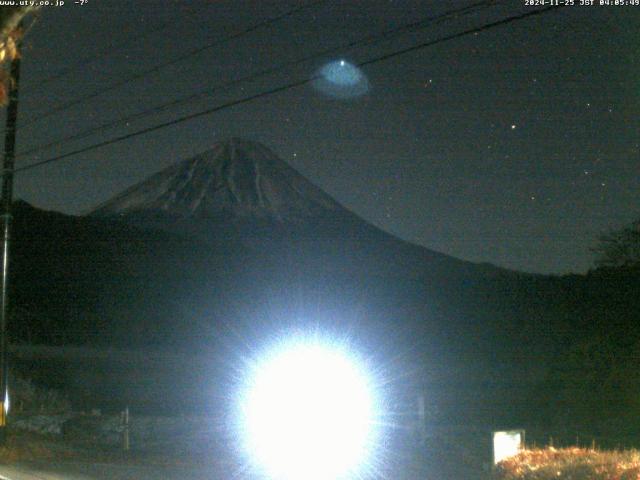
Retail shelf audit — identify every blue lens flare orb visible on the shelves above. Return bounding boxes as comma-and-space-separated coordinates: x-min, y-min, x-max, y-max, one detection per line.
313, 59, 369, 99
237, 337, 380, 480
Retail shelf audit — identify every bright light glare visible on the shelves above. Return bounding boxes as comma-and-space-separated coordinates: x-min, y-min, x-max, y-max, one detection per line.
493, 430, 524, 464
239, 340, 376, 480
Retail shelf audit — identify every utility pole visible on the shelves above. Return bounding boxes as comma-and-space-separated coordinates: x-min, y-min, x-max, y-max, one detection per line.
0, 35, 22, 443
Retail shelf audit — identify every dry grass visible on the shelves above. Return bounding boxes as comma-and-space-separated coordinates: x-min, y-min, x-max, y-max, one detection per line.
0, 426, 225, 468
0, 428, 194, 466
0, 429, 84, 463
494, 447, 640, 480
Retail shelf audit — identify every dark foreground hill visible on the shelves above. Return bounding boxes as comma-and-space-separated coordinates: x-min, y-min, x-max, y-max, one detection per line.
7, 139, 640, 443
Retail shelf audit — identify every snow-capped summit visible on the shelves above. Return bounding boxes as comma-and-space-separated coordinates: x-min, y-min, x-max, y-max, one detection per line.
90, 138, 343, 222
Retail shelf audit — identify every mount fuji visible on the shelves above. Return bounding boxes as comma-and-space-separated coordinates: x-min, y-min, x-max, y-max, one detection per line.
10, 138, 520, 352
88, 138, 496, 278
90, 138, 344, 223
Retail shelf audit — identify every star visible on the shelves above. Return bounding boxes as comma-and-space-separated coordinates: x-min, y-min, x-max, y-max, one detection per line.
511, 124, 517, 130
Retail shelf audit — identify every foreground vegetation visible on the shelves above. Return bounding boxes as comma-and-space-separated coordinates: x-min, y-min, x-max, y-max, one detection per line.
495, 447, 640, 480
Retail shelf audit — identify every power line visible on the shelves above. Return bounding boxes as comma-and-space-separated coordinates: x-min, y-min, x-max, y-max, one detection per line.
15, 5, 562, 175
17, 0, 500, 159
20, 0, 326, 127
21, 3, 206, 93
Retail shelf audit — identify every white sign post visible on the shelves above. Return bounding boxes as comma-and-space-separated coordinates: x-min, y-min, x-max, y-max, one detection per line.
493, 430, 525, 465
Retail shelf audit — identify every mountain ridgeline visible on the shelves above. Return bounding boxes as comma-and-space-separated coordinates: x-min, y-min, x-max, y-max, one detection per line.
9, 138, 640, 438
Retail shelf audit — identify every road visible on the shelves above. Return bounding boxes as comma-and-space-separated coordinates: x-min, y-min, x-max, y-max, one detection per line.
0, 461, 223, 480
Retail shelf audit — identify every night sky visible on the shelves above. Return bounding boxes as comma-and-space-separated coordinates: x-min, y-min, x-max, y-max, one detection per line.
6, 0, 639, 274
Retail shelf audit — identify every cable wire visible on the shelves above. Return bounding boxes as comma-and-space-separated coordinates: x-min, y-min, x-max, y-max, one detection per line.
20, 0, 327, 127
16, 0, 502, 158
21, 3, 206, 93
16, 5, 562, 174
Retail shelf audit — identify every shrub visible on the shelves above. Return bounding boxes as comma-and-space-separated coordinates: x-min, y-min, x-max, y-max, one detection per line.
494, 447, 640, 480
9, 374, 71, 415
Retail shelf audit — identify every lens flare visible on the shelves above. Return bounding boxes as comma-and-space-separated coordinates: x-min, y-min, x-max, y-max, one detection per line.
238, 338, 378, 480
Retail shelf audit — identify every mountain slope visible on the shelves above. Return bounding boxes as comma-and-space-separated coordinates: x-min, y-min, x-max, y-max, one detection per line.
90, 138, 344, 222
13, 197, 640, 432
89, 138, 507, 281
11, 139, 529, 367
